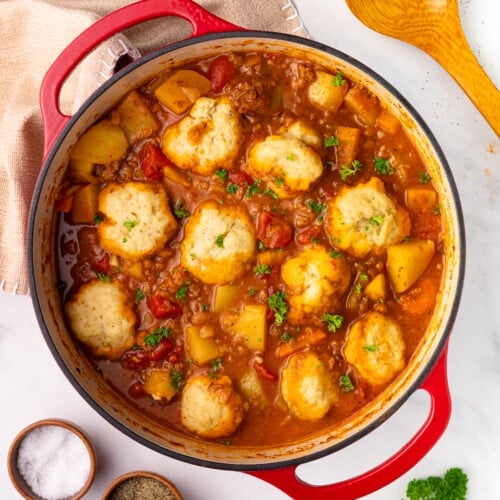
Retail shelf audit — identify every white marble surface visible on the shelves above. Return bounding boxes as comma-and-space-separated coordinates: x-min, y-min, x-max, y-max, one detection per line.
2, 0, 499, 498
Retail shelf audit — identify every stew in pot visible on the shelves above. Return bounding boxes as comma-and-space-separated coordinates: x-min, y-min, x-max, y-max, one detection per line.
56, 51, 443, 446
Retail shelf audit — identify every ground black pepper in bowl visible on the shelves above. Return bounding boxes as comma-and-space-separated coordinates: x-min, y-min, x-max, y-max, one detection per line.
104, 471, 182, 500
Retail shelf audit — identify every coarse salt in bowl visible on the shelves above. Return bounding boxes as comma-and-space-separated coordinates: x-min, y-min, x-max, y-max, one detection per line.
7, 418, 96, 500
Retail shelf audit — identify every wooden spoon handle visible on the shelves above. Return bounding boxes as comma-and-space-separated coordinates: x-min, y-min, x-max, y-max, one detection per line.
417, 13, 500, 136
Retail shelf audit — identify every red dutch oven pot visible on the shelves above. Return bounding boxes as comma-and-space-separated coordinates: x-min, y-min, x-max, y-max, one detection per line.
29, 1, 465, 498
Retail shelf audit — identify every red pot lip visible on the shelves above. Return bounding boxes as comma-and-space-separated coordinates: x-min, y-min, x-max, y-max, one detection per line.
27, 30, 466, 471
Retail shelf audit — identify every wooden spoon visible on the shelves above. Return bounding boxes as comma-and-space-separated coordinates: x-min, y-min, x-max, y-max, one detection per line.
345, 0, 500, 136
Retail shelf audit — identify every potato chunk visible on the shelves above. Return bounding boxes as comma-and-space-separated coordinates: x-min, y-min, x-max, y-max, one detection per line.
143, 369, 176, 401
405, 186, 438, 211
117, 90, 159, 143
155, 70, 211, 114
308, 70, 349, 111
387, 239, 435, 293
185, 325, 221, 365
336, 125, 362, 166
70, 120, 128, 165
343, 86, 380, 125
224, 303, 267, 352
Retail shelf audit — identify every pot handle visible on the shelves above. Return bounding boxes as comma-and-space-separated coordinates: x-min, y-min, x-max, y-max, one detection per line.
39, 0, 243, 155
246, 345, 451, 499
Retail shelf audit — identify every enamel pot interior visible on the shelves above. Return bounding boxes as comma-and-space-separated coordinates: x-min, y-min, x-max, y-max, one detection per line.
28, 32, 465, 469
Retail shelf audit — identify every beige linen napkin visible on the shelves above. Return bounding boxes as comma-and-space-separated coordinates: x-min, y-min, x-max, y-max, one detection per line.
0, 0, 308, 295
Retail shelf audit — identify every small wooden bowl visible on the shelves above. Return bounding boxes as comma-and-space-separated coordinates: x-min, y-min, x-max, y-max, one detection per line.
102, 470, 182, 499
7, 418, 96, 499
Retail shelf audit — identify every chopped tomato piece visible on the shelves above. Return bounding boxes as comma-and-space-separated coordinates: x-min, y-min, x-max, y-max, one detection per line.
147, 292, 182, 319
253, 361, 277, 381
208, 55, 235, 93
121, 350, 149, 370
228, 170, 254, 187
92, 253, 110, 274
138, 142, 173, 181
296, 227, 321, 245
257, 211, 293, 249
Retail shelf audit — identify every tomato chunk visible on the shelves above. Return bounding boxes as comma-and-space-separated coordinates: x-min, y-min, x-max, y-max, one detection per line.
147, 292, 183, 319
253, 361, 277, 381
148, 338, 175, 362
257, 211, 293, 249
228, 170, 254, 187
138, 142, 173, 181
208, 55, 235, 93
92, 253, 110, 274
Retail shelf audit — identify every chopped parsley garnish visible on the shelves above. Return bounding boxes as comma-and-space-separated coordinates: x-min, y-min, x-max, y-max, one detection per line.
245, 182, 261, 198
93, 213, 103, 224
215, 234, 225, 248
374, 156, 394, 175
363, 344, 378, 352
332, 71, 345, 87
215, 168, 229, 183
170, 368, 184, 392
306, 199, 326, 215
263, 188, 278, 200
123, 220, 137, 231
286, 153, 296, 161
406, 467, 468, 500
433, 204, 441, 215
175, 281, 190, 301
247, 287, 257, 296
258, 241, 266, 251
174, 200, 190, 219
329, 249, 343, 259
274, 176, 285, 187
365, 215, 384, 230
201, 303, 209, 311
324, 135, 340, 147
419, 171, 432, 184
135, 288, 145, 302
268, 291, 288, 325
281, 332, 294, 342
253, 264, 271, 276
339, 159, 362, 180
209, 357, 223, 378
339, 374, 354, 392
97, 272, 110, 282
144, 326, 173, 346
321, 313, 344, 332
226, 183, 239, 195
359, 273, 369, 282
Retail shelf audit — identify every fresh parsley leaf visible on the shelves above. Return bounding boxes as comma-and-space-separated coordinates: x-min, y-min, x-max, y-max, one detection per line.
306, 199, 326, 215
374, 156, 394, 175
263, 188, 278, 200
247, 287, 257, 296
286, 153, 296, 161
215, 234, 225, 248
324, 135, 340, 147
123, 220, 137, 231
268, 291, 288, 324
281, 332, 294, 342
339, 374, 354, 392
215, 168, 229, 183
170, 368, 184, 392
332, 71, 345, 87
253, 264, 271, 276
321, 313, 344, 332
97, 272, 110, 282
209, 357, 223, 378
339, 160, 362, 180
93, 213, 103, 224
245, 182, 261, 198
135, 288, 144, 302
365, 215, 384, 230
329, 249, 343, 259
363, 344, 378, 352
226, 183, 238, 194
419, 172, 432, 184
174, 200, 190, 219
175, 281, 190, 301
274, 176, 285, 187
144, 326, 172, 346
406, 467, 468, 500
